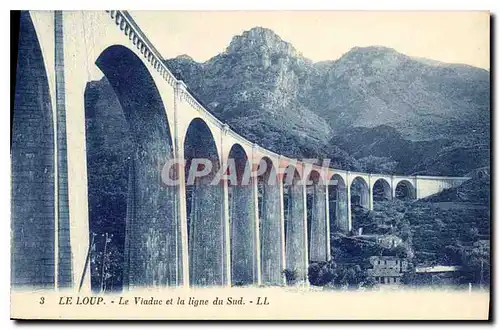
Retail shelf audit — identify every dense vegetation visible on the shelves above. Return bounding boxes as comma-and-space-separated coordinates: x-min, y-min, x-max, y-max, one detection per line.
308, 261, 377, 289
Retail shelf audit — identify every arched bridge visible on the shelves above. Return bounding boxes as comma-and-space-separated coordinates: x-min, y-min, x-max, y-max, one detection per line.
11, 10, 470, 290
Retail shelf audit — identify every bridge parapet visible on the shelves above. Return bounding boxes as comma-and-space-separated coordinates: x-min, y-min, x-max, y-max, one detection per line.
414, 175, 471, 199
108, 10, 176, 86
109, 10, 263, 149
415, 175, 471, 181
176, 80, 227, 130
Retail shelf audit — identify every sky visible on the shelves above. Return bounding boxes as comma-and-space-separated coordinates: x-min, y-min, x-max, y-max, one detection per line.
130, 11, 490, 70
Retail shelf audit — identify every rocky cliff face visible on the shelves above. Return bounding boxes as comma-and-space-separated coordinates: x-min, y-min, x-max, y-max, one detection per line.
164, 26, 490, 174
169, 27, 489, 140
85, 26, 490, 175
166, 27, 333, 159
313, 45, 490, 140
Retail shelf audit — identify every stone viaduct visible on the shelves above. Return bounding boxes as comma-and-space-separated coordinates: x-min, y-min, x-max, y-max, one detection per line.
11, 10, 470, 291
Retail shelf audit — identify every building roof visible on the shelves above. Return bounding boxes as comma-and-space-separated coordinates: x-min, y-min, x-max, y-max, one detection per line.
415, 265, 461, 273
368, 269, 403, 277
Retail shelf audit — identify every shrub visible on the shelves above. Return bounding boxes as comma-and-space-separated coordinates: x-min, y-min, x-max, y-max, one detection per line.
282, 268, 299, 285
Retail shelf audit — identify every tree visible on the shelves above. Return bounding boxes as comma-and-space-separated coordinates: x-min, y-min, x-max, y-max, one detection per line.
308, 261, 337, 286
361, 276, 378, 289
466, 227, 479, 242
463, 240, 490, 287
401, 263, 416, 286
282, 268, 299, 285
90, 232, 124, 293
308, 261, 374, 290
356, 155, 398, 174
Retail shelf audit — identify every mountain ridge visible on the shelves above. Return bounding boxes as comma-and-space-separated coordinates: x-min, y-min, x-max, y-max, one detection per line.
84, 26, 489, 176
163, 26, 489, 175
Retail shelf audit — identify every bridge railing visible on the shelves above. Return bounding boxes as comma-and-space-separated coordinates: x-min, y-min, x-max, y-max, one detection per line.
110, 10, 284, 160
109, 10, 176, 87
110, 10, 232, 133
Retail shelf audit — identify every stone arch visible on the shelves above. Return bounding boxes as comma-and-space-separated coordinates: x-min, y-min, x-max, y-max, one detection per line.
85, 44, 178, 291
11, 11, 56, 289
350, 176, 370, 209
350, 176, 369, 234
283, 165, 307, 283
227, 143, 256, 286
328, 174, 349, 233
372, 178, 392, 203
183, 118, 220, 183
257, 156, 282, 285
227, 144, 251, 185
183, 117, 225, 287
306, 170, 328, 262
395, 180, 416, 200
256, 156, 278, 186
